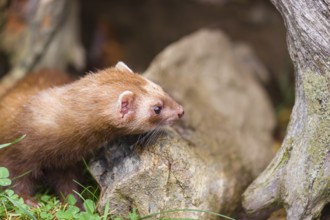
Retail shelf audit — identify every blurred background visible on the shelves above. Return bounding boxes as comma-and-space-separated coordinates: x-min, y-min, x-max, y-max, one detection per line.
0, 0, 294, 148
0, 1, 297, 218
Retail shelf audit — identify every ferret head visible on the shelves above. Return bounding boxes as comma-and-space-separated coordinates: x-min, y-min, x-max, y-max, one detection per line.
99, 62, 184, 134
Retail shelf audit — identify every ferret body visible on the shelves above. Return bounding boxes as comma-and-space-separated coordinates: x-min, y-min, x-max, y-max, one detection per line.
0, 62, 183, 207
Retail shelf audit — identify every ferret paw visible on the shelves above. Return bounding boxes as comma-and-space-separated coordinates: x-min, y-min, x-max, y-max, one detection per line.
23, 197, 40, 208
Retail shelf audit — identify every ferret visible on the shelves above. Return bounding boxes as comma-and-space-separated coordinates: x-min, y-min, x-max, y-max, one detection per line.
0, 62, 184, 207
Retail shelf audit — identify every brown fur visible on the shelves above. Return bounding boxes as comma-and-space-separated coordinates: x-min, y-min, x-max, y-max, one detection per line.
0, 66, 183, 207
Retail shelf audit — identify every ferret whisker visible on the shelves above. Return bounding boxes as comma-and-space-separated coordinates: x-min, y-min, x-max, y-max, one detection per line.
144, 126, 162, 146
135, 127, 155, 146
150, 129, 162, 145
138, 130, 154, 146
134, 133, 144, 146
147, 129, 159, 144
144, 130, 156, 147
144, 120, 165, 146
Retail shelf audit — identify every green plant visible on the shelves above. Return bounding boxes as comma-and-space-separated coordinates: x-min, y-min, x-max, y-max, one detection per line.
0, 135, 26, 188
0, 135, 36, 219
0, 136, 235, 220
0, 167, 11, 187
0, 173, 110, 220
55, 198, 102, 220
0, 189, 37, 219
111, 208, 236, 220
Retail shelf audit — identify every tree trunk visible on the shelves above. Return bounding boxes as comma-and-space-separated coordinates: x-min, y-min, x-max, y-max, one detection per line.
243, 0, 330, 219
0, 0, 84, 97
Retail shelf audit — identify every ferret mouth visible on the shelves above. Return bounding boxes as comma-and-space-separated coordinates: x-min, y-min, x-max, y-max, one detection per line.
153, 119, 173, 128
163, 117, 178, 126
153, 116, 179, 128
163, 121, 174, 126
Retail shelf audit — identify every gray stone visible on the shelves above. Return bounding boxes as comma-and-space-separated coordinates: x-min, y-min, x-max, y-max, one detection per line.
90, 29, 275, 219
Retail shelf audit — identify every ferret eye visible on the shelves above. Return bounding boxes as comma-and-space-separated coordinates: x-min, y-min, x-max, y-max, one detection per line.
153, 106, 162, 115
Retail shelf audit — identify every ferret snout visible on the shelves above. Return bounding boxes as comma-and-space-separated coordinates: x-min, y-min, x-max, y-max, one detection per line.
177, 106, 184, 119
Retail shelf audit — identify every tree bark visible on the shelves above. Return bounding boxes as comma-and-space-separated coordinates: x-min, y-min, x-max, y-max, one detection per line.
243, 0, 330, 219
0, 0, 84, 97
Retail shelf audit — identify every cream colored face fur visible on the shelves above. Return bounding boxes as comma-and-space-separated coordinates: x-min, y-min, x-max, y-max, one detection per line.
115, 62, 184, 133
26, 62, 183, 137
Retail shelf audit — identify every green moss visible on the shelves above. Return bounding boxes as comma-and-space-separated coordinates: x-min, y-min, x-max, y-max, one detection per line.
306, 118, 330, 196
303, 71, 330, 115
304, 68, 330, 161
303, 71, 330, 169
273, 137, 293, 171
307, 119, 329, 153
301, 71, 330, 199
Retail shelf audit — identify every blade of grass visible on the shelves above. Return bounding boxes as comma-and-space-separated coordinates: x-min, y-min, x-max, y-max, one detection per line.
160, 218, 199, 220
102, 199, 110, 220
140, 209, 235, 220
3, 195, 36, 220
1, 199, 9, 219
73, 179, 99, 201
0, 135, 26, 149
72, 190, 85, 202
11, 169, 32, 181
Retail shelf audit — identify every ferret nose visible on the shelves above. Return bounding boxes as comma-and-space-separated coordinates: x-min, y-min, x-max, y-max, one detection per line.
178, 106, 184, 119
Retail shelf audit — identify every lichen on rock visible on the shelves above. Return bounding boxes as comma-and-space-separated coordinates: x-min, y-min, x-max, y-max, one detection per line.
90, 29, 276, 219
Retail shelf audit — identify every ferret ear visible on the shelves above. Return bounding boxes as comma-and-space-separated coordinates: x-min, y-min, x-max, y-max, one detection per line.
116, 61, 133, 73
118, 90, 135, 118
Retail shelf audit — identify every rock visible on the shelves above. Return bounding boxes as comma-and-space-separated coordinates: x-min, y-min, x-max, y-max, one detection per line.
233, 43, 270, 84
90, 29, 275, 219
